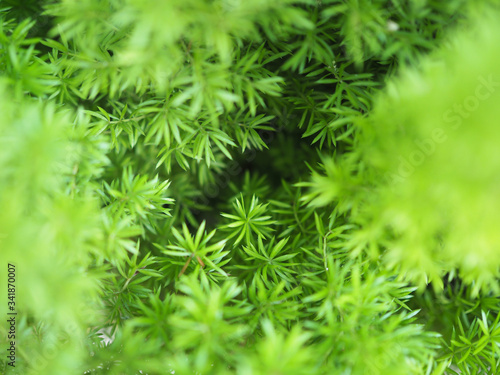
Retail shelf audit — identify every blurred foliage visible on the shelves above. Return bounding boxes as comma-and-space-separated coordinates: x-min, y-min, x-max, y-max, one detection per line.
1, 0, 500, 374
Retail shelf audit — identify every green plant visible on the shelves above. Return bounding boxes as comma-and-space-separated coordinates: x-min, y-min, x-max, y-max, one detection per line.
1, 1, 500, 374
